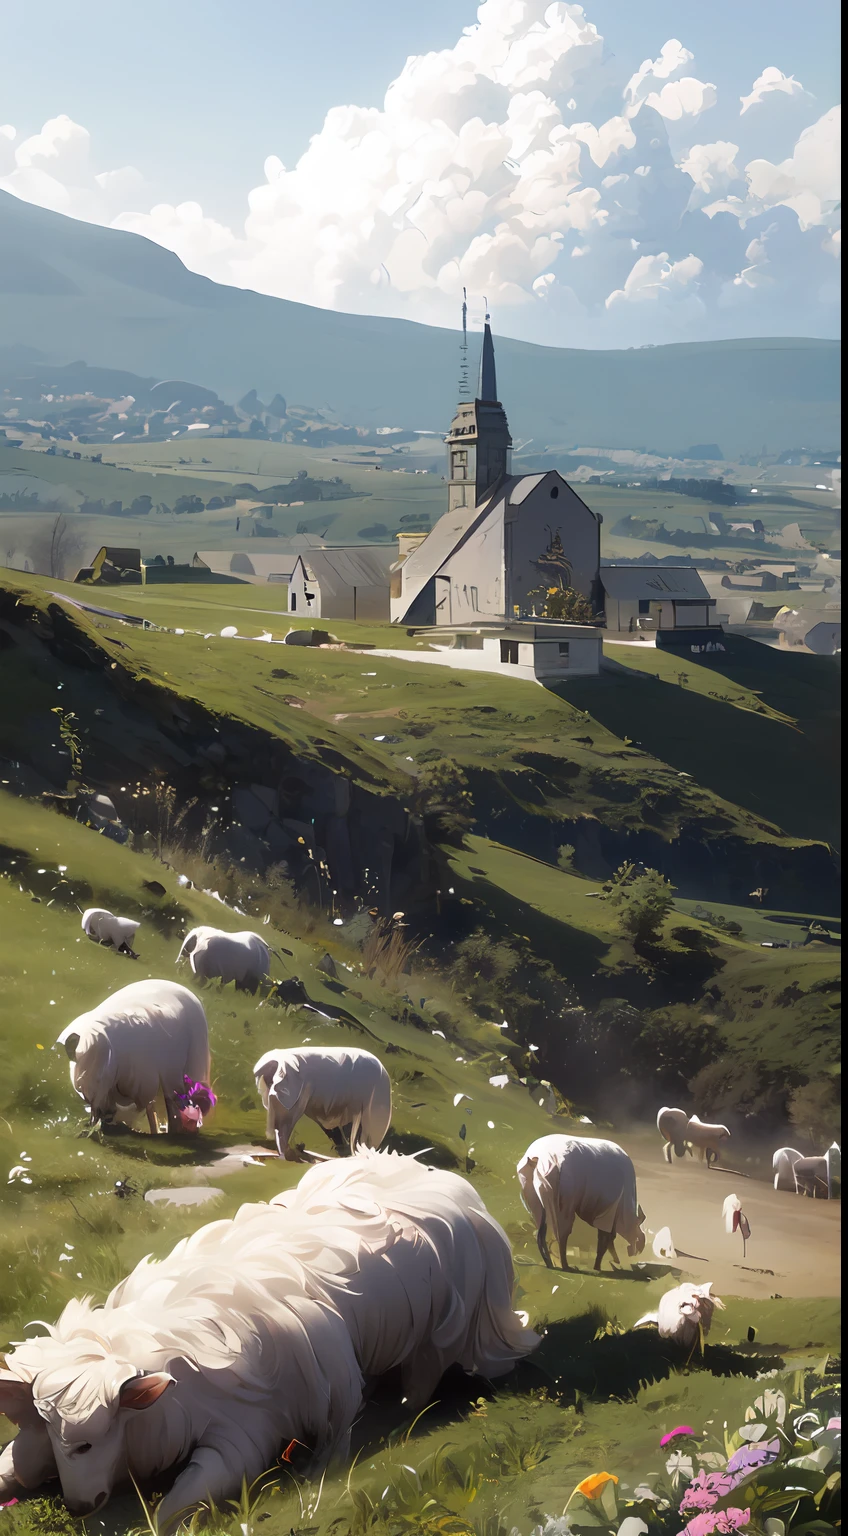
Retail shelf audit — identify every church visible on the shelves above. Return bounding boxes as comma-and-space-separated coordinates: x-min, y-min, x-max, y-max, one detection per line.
390, 318, 603, 627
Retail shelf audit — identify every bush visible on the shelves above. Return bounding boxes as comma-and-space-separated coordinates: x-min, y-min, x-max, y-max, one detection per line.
415, 759, 475, 843
608, 868, 676, 946
689, 1055, 799, 1129
637, 1013, 724, 1088
789, 1075, 841, 1149
556, 843, 576, 872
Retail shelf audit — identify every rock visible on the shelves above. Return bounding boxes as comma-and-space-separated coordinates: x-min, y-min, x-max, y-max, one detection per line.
232, 786, 273, 833
250, 784, 280, 819
88, 792, 119, 821
142, 879, 167, 898
284, 628, 333, 647
318, 952, 338, 978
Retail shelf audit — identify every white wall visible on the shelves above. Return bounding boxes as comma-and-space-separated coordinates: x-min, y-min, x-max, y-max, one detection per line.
287, 561, 320, 617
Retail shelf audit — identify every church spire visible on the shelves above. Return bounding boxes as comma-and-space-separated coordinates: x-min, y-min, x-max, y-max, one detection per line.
478, 305, 497, 402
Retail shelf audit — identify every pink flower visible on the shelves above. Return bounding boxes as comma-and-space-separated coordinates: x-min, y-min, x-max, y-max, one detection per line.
0, 1498, 19, 1508
680, 1472, 736, 1513
662, 1427, 696, 1447
679, 1509, 750, 1536
726, 1438, 781, 1479
827, 1417, 841, 1431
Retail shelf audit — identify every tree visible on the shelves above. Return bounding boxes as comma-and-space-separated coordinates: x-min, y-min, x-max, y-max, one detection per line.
608, 868, 676, 946
130, 495, 153, 516
415, 758, 475, 844
174, 494, 204, 515
557, 844, 577, 872
789, 1077, 841, 1150
22, 514, 85, 579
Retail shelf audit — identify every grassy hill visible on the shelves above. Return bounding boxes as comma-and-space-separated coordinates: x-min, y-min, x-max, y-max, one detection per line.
0, 191, 840, 458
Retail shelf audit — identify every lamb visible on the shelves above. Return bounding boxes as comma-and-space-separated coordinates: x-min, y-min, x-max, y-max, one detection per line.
253, 1045, 392, 1160
656, 1107, 730, 1167
772, 1146, 804, 1191
55, 979, 211, 1136
517, 1135, 646, 1272
81, 908, 140, 956
177, 925, 270, 990
657, 1106, 691, 1162
634, 1282, 725, 1346
0, 1149, 537, 1530
793, 1154, 830, 1198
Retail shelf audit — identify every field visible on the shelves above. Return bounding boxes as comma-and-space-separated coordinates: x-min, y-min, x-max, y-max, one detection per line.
0, 569, 840, 1536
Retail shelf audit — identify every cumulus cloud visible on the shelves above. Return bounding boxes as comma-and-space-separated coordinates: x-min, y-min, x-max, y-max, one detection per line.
605, 251, 703, 306
740, 66, 805, 115
0, 3, 839, 346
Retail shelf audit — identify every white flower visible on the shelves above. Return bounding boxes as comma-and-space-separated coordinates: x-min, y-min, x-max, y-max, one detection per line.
665, 1451, 694, 1484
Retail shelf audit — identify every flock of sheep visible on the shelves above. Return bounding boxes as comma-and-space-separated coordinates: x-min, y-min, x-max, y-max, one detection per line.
0, 905, 836, 1528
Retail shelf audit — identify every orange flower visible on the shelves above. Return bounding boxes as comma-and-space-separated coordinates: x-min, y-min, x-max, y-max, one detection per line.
575, 1472, 619, 1499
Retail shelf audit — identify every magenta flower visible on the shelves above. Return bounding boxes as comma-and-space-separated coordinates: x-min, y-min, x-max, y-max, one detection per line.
726, 1438, 781, 1479
661, 1427, 696, 1447
679, 1508, 750, 1536
680, 1472, 736, 1513
175, 1077, 216, 1114
827, 1417, 841, 1431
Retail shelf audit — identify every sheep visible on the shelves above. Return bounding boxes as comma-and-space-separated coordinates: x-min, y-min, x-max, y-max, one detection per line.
793, 1154, 830, 1198
517, 1134, 646, 1272
253, 1045, 392, 1160
686, 1115, 731, 1166
634, 1282, 725, 1347
0, 1149, 537, 1530
657, 1108, 730, 1167
81, 908, 140, 956
773, 1146, 804, 1191
657, 1106, 691, 1162
55, 979, 211, 1136
177, 925, 270, 991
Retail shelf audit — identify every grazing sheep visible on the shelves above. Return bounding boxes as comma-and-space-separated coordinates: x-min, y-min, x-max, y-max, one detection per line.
793, 1154, 830, 1198
634, 1282, 725, 1346
517, 1135, 646, 1272
657, 1106, 691, 1162
0, 1150, 537, 1529
81, 908, 140, 956
253, 1046, 392, 1160
177, 926, 270, 990
773, 1146, 804, 1191
686, 1115, 731, 1166
55, 979, 211, 1136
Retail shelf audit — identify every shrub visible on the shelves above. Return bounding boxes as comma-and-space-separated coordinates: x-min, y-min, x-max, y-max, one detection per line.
556, 843, 577, 872
415, 758, 475, 843
788, 1075, 842, 1149
608, 868, 676, 946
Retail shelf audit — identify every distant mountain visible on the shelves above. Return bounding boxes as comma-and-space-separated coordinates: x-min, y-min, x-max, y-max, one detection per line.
0, 190, 840, 458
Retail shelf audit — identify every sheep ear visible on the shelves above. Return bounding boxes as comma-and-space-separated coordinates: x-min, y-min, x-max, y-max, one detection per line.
62, 1032, 81, 1061
119, 1372, 175, 1410
181, 933, 198, 956
637, 1205, 646, 1223
0, 1370, 38, 1427
257, 1057, 278, 1087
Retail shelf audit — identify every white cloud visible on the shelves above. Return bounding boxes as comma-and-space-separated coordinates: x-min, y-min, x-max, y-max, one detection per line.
823, 228, 841, 258
643, 77, 717, 121
605, 251, 703, 306
740, 66, 805, 115
704, 107, 841, 230
678, 140, 742, 210
732, 222, 778, 288
112, 202, 240, 277
625, 38, 693, 114
0, 112, 145, 221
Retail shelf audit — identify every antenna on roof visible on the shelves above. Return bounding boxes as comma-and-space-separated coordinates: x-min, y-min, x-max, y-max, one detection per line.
459, 288, 469, 398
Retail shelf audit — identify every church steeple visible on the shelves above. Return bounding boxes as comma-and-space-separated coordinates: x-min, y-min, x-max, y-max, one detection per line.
445, 304, 512, 513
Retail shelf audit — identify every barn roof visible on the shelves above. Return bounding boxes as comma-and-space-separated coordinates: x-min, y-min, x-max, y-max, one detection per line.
599, 566, 712, 601
295, 546, 395, 594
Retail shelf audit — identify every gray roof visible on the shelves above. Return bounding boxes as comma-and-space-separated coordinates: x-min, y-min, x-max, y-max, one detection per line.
295, 545, 395, 594
600, 566, 712, 601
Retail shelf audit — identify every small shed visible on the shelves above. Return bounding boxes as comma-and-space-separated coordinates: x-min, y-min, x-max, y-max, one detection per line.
288, 547, 394, 621
600, 566, 720, 635
408, 621, 602, 681
77, 547, 142, 585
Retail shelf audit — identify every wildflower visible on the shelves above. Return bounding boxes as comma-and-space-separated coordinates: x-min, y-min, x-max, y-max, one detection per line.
575, 1473, 619, 1499
666, 1452, 695, 1485
661, 1427, 696, 1447
726, 1438, 781, 1479
680, 1471, 736, 1512
679, 1510, 750, 1536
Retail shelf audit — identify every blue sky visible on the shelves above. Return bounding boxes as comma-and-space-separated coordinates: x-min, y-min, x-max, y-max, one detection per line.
1, 0, 840, 347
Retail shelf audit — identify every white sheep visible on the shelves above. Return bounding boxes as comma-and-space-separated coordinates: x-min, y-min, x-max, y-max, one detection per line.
634, 1282, 725, 1346
657, 1108, 730, 1167
517, 1134, 646, 1272
55, 979, 211, 1135
657, 1106, 691, 1162
81, 908, 140, 955
253, 1045, 392, 1159
793, 1154, 830, 1198
0, 1149, 537, 1530
772, 1146, 804, 1191
686, 1115, 731, 1166
177, 925, 270, 990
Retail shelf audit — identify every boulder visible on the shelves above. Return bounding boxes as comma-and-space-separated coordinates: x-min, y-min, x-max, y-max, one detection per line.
284, 628, 333, 647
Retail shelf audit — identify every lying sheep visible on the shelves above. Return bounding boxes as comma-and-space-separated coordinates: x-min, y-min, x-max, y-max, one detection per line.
517, 1134, 646, 1272
55, 979, 211, 1135
0, 1149, 537, 1530
253, 1045, 392, 1159
634, 1282, 725, 1347
657, 1107, 730, 1167
657, 1106, 691, 1162
177, 926, 270, 991
773, 1146, 804, 1191
793, 1154, 830, 1198
81, 908, 140, 956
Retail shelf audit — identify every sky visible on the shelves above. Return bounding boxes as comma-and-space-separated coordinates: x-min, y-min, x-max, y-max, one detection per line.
1, 0, 841, 349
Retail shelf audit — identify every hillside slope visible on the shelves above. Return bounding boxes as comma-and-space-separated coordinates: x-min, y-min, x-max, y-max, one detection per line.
0, 191, 840, 456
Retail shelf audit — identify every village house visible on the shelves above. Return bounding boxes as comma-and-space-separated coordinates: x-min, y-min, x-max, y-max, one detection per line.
287, 546, 394, 620
599, 566, 722, 640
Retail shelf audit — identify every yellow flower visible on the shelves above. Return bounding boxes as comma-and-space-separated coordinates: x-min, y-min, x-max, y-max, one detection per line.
575, 1473, 619, 1499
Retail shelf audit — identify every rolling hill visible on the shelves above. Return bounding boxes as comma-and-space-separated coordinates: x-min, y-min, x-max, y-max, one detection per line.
0, 190, 840, 457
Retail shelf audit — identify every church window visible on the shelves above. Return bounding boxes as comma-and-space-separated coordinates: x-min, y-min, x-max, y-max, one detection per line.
550, 485, 559, 498
500, 639, 519, 664
558, 642, 570, 661
638, 599, 650, 615
470, 586, 479, 611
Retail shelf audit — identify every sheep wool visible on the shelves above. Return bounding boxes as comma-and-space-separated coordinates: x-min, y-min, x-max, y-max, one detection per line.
517, 1135, 646, 1272
55, 979, 210, 1134
772, 1147, 804, 1192
177, 926, 270, 987
0, 1149, 537, 1531
254, 1045, 392, 1158
81, 908, 140, 952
